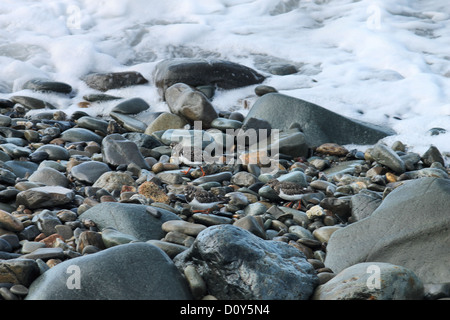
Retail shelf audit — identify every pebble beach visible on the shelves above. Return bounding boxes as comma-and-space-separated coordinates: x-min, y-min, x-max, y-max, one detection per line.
0, 0, 450, 303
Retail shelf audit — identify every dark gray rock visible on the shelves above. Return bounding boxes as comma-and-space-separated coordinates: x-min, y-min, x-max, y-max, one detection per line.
84, 71, 148, 92
0, 167, 17, 185
174, 224, 318, 300
101, 134, 149, 169
153, 58, 265, 97
312, 262, 423, 300
16, 186, 75, 210
370, 143, 406, 174
78, 202, 181, 241
111, 97, 150, 114
69, 161, 111, 184
25, 243, 193, 300
122, 132, 162, 149
243, 93, 395, 147
0, 259, 40, 286
10, 96, 56, 110
110, 112, 148, 133
421, 145, 445, 166
76, 116, 109, 134
22, 78, 72, 94
60, 128, 103, 144
325, 178, 450, 284
35, 145, 70, 161
28, 167, 69, 187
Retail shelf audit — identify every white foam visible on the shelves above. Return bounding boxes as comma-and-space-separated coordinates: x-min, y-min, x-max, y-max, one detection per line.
0, 0, 448, 160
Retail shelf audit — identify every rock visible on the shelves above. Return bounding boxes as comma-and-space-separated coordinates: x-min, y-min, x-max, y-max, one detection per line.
76, 116, 109, 134
69, 161, 112, 185
22, 78, 72, 94
0, 210, 24, 232
122, 132, 163, 149
312, 226, 342, 243
255, 85, 278, 96
153, 58, 265, 97
92, 171, 136, 193
0, 259, 40, 286
0, 168, 17, 185
4, 161, 37, 179
165, 83, 218, 128
21, 248, 65, 260
233, 215, 266, 239
312, 262, 424, 300
174, 224, 318, 300
111, 97, 150, 114
268, 131, 309, 158
146, 240, 188, 259
26, 243, 193, 300
323, 160, 365, 178
101, 134, 149, 169
421, 145, 445, 166
101, 227, 140, 248
10, 96, 56, 110
35, 145, 70, 161
16, 186, 75, 209
316, 143, 349, 157
0, 143, 30, 158
84, 71, 148, 92
161, 220, 207, 237
78, 202, 180, 241
60, 128, 103, 144
110, 112, 148, 133
28, 167, 69, 187
243, 93, 395, 147
350, 189, 382, 222
210, 118, 243, 131
231, 171, 258, 187
325, 177, 450, 284
144, 112, 189, 135
370, 143, 406, 174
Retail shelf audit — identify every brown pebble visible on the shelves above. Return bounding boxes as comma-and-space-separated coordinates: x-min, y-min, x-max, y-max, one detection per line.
316, 143, 349, 157
386, 172, 398, 183
39, 234, 65, 248
46, 259, 62, 268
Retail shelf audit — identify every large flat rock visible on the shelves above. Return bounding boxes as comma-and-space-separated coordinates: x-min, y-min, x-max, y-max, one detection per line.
325, 177, 450, 284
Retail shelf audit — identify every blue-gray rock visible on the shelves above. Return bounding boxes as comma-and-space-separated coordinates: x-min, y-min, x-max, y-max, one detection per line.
35, 145, 70, 161
153, 58, 265, 97
111, 97, 150, 114
60, 128, 103, 144
10, 96, 56, 110
243, 93, 395, 147
174, 224, 318, 300
25, 243, 193, 300
76, 116, 109, 134
69, 161, 111, 185
101, 134, 149, 169
122, 132, 162, 149
4, 160, 38, 179
0, 167, 17, 185
325, 178, 450, 284
78, 202, 181, 241
28, 167, 69, 187
110, 112, 148, 133
22, 78, 72, 94
312, 262, 423, 300
350, 189, 382, 222
83, 71, 148, 92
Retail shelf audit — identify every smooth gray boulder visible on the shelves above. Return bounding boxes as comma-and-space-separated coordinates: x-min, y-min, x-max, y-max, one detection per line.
25, 243, 193, 300
101, 134, 150, 169
174, 224, 318, 300
312, 262, 424, 300
78, 202, 181, 241
243, 93, 395, 147
84, 71, 148, 92
325, 177, 450, 284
